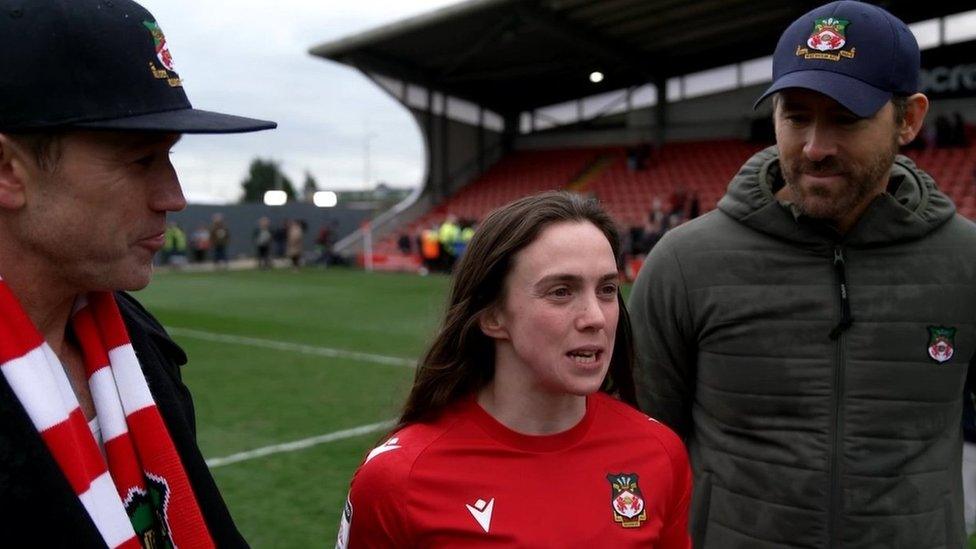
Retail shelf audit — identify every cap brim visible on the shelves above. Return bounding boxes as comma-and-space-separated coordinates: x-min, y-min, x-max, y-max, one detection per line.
754, 70, 892, 118
72, 107, 276, 134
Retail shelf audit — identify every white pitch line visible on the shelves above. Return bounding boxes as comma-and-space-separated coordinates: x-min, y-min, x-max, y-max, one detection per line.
206, 419, 397, 468
166, 326, 416, 368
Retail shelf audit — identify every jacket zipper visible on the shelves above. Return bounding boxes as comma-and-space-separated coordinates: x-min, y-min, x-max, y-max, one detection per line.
827, 245, 851, 546
829, 247, 853, 340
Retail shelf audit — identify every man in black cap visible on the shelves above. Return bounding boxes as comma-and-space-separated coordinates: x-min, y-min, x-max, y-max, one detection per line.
629, 2, 975, 547
0, 0, 273, 547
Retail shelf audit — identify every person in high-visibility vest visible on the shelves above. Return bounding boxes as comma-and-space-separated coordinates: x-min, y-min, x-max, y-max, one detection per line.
420, 228, 440, 273
163, 222, 187, 267
455, 221, 476, 258
438, 214, 461, 271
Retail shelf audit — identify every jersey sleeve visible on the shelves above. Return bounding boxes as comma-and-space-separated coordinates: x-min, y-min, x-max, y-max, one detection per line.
654, 422, 693, 549
335, 449, 414, 548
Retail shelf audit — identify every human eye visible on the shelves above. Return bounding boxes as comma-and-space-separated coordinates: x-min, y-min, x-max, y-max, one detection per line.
598, 283, 619, 299
132, 145, 175, 168
548, 286, 572, 298
783, 112, 809, 125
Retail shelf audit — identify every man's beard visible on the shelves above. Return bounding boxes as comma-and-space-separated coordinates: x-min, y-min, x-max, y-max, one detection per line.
780, 136, 899, 224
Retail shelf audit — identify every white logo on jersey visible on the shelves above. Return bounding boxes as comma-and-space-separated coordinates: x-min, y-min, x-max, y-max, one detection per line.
466, 497, 495, 533
365, 437, 400, 463
335, 496, 352, 549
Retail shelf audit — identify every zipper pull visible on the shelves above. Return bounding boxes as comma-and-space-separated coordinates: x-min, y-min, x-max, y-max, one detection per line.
829, 246, 854, 340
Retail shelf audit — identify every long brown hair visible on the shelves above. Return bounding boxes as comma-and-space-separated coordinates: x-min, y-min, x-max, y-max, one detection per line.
397, 191, 636, 429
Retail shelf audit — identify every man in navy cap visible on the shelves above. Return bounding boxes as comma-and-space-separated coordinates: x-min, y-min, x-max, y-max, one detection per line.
0, 0, 273, 547
629, 2, 975, 546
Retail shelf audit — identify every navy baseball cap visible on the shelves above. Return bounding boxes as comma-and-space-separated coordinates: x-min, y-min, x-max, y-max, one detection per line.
755, 1, 920, 118
0, 0, 275, 133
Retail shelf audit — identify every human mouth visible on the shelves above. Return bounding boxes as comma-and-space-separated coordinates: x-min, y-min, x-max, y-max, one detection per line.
136, 232, 165, 253
801, 172, 846, 186
567, 347, 603, 365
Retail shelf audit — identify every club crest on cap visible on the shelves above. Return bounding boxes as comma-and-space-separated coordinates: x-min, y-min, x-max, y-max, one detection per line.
143, 20, 182, 88
795, 16, 856, 62
808, 17, 848, 51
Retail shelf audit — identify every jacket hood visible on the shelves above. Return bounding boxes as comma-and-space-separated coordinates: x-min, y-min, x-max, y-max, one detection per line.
717, 146, 956, 248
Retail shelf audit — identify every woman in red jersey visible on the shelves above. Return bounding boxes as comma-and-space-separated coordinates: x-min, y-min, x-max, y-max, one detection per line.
337, 191, 691, 548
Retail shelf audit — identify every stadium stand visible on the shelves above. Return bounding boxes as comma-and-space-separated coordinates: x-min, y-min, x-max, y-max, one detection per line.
367, 131, 976, 272
310, 2, 976, 272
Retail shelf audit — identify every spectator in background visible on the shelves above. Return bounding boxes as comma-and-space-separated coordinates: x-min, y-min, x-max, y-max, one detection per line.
210, 213, 230, 269
649, 196, 668, 232
163, 222, 187, 268
452, 218, 475, 258
420, 226, 440, 275
397, 232, 413, 256
438, 214, 461, 272
286, 219, 305, 270
667, 188, 687, 226
638, 218, 664, 255
315, 222, 336, 266
626, 143, 651, 171
253, 216, 272, 270
336, 192, 690, 548
189, 224, 210, 263
272, 219, 288, 258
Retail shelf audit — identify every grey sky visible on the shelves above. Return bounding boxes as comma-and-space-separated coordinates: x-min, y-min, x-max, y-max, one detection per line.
139, 0, 459, 204
138, 2, 976, 204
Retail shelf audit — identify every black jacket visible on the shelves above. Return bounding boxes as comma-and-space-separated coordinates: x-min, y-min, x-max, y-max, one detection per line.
0, 292, 247, 548
631, 148, 975, 548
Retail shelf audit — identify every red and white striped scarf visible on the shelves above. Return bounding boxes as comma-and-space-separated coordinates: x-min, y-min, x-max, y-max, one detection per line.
0, 281, 214, 549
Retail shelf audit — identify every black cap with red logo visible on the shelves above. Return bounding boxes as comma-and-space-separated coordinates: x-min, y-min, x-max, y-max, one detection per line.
0, 0, 276, 133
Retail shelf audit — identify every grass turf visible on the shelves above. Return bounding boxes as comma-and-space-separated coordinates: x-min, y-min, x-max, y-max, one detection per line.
137, 268, 976, 546
136, 267, 449, 547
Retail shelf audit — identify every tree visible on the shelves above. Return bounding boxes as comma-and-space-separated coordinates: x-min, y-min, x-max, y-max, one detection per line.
240, 158, 296, 203
302, 171, 319, 203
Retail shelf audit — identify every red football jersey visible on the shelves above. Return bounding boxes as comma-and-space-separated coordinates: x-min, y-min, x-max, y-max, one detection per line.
336, 392, 691, 548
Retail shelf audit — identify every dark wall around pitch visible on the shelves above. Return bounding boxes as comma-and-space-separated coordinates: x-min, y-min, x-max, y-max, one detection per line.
166, 203, 371, 262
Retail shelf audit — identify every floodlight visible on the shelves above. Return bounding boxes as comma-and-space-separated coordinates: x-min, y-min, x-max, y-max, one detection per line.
314, 191, 338, 208
264, 190, 287, 206
589, 71, 604, 83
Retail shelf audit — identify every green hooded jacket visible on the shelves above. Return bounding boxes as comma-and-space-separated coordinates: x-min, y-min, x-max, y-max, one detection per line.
629, 146, 976, 548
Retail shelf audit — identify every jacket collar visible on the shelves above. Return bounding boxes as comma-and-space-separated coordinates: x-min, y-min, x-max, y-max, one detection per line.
718, 146, 956, 249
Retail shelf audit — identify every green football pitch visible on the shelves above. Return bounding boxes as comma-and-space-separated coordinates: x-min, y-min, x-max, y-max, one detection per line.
136, 268, 449, 547
136, 268, 976, 548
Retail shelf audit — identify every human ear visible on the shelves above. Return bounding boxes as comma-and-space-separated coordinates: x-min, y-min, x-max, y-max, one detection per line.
478, 306, 509, 340
0, 134, 30, 209
897, 93, 929, 146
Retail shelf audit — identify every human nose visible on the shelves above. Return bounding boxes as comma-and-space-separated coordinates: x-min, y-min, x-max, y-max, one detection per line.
803, 122, 837, 162
151, 164, 187, 213
575, 293, 608, 332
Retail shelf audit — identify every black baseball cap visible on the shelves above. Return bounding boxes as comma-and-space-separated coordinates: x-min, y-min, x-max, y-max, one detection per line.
755, 1, 920, 118
0, 0, 276, 133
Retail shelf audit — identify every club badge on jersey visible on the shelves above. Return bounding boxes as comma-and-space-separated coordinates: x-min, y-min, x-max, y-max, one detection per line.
927, 326, 956, 363
607, 473, 647, 528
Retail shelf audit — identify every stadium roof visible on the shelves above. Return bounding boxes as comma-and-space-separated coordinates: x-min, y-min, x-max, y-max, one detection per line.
310, 0, 966, 114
